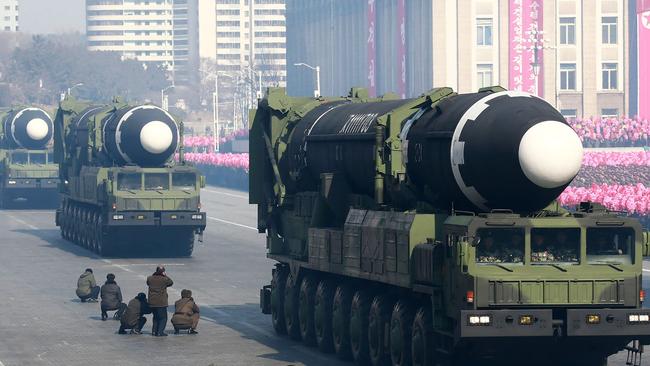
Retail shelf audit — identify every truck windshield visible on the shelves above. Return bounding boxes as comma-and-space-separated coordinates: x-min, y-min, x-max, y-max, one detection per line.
531, 228, 580, 264
475, 228, 525, 264
118, 173, 141, 191
11, 152, 28, 164
29, 152, 47, 164
145, 173, 169, 190
172, 173, 195, 190
586, 227, 634, 265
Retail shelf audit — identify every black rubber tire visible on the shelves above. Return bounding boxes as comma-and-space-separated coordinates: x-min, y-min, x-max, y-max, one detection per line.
271, 267, 288, 335
350, 290, 371, 366
411, 307, 434, 366
390, 300, 415, 366
314, 279, 335, 353
298, 275, 317, 346
332, 284, 353, 360
368, 295, 393, 366
283, 273, 301, 340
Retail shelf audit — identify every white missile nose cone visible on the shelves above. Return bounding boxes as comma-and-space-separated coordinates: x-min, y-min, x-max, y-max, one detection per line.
518, 120, 583, 188
26, 118, 49, 140
140, 121, 173, 154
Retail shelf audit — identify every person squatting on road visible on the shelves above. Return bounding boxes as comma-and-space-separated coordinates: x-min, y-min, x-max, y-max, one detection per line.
171, 289, 200, 334
100, 273, 126, 321
76, 268, 100, 302
119, 292, 151, 334
147, 265, 173, 337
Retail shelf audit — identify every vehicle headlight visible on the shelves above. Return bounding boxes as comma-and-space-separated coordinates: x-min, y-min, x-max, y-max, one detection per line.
112, 214, 124, 220
191, 214, 203, 220
468, 315, 491, 326
7, 180, 16, 185
628, 314, 650, 323
519, 315, 534, 325
586, 314, 601, 324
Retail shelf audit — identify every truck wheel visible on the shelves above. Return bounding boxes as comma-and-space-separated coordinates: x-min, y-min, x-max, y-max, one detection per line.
390, 300, 415, 366
298, 275, 317, 346
368, 294, 393, 366
349, 290, 371, 365
271, 267, 288, 335
411, 307, 434, 366
332, 284, 353, 360
283, 273, 301, 340
314, 279, 335, 353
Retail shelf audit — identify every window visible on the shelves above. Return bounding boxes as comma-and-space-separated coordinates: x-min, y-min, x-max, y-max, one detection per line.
476, 18, 493, 46
560, 109, 578, 119
601, 108, 619, 118
11, 152, 28, 164
531, 228, 580, 264
29, 152, 47, 164
475, 228, 525, 264
586, 228, 634, 265
118, 173, 141, 191
172, 173, 196, 190
476, 64, 493, 88
602, 16, 617, 44
145, 173, 169, 191
560, 63, 576, 90
559, 17, 576, 45
602, 63, 618, 90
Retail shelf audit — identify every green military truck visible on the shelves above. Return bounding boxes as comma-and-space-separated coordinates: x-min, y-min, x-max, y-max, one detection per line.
253, 87, 649, 366
53, 97, 206, 257
0, 107, 59, 208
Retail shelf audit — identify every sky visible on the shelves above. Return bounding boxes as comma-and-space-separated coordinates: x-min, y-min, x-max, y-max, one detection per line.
20, 0, 85, 34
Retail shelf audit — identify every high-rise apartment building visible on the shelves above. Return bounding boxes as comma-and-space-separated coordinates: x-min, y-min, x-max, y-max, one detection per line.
198, 0, 286, 88
286, 0, 637, 119
86, 0, 199, 84
0, 0, 19, 32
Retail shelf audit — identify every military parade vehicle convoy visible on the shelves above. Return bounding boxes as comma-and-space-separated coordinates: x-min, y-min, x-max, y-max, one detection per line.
53, 97, 206, 257
0, 107, 59, 208
252, 87, 649, 366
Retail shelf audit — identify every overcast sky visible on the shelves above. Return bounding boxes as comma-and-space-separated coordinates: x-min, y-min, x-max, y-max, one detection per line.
20, 0, 85, 34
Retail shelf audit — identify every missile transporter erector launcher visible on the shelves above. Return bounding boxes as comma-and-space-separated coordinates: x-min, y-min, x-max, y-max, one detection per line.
253, 87, 649, 366
0, 107, 59, 208
54, 97, 206, 257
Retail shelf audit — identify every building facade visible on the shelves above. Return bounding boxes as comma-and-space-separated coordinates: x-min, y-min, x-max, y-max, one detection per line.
86, 0, 199, 84
286, 0, 636, 119
198, 0, 286, 88
0, 0, 19, 32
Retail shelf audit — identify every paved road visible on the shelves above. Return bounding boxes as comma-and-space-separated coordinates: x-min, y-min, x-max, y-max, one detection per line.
0, 187, 647, 366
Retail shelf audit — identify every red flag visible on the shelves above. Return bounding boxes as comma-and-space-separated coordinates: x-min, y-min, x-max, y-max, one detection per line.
638, 0, 650, 13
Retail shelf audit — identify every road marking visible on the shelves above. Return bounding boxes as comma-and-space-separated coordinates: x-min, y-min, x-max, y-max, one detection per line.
643, 269, 650, 273
3, 212, 39, 230
207, 216, 257, 231
0, 360, 5, 366
106, 263, 186, 267
203, 188, 248, 199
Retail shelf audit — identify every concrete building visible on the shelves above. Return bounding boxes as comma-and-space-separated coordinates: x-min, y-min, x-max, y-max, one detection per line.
0, 0, 19, 32
198, 0, 286, 88
286, 0, 634, 119
85, 0, 199, 84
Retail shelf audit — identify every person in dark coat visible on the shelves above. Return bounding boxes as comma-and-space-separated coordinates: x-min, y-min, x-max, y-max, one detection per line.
171, 289, 200, 334
76, 268, 100, 302
147, 266, 173, 336
118, 293, 151, 334
100, 273, 126, 321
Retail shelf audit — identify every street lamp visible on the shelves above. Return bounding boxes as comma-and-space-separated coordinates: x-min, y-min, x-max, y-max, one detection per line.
199, 69, 237, 153
161, 84, 174, 111
525, 27, 555, 97
294, 62, 321, 98
67, 83, 84, 96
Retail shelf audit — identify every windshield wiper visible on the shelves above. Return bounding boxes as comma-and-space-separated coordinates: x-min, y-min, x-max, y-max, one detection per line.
534, 263, 567, 272
592, 261, 624, 271
484, 263, 514, 272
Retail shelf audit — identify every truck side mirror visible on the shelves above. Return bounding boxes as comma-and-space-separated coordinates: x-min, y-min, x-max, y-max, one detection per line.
471, 236, 481, 247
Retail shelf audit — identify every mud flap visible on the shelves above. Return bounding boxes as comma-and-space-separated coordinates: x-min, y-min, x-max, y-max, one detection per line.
260, 285, 272, 314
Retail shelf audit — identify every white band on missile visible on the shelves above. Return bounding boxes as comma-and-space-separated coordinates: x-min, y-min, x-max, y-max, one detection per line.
449, 90, 532, 211
111, 105, 179, 163
10, 108, 52, 148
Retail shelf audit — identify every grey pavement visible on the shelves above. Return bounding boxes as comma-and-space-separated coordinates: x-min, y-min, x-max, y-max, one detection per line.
0, 186, 646, 366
